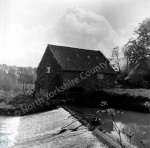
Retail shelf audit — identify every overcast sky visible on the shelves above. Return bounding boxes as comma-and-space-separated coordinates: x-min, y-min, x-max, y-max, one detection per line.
0, 0, 150, 67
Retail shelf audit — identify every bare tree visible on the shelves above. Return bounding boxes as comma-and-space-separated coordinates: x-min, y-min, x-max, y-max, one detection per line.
110, 46, 121, 73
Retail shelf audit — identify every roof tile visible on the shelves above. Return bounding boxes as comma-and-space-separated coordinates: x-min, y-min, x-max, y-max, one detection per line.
48, 44, 115, 74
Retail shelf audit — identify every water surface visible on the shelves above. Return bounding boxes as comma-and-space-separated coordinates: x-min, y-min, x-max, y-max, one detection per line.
71, 107, 150, 148
0, 108, 107, 148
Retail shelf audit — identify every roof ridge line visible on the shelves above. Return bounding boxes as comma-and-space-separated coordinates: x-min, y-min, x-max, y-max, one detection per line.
48, 44, 99, 52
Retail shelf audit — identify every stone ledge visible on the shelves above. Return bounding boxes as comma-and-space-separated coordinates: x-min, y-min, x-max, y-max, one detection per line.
62, 106, 122, 148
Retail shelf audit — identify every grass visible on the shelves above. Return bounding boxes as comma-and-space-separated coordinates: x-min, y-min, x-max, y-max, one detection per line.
0, 89, 64, 116
103, 89, 150, 99
0, 88, 36, 115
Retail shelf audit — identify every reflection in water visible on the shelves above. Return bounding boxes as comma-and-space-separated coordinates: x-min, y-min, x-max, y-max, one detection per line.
114, 122, 125, 131
0, 116, 20, 147
113, 112, 150, 148
71, 107, 150, 148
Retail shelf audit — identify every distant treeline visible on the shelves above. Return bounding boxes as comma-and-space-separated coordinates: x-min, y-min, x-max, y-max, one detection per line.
0, 64, 37, 92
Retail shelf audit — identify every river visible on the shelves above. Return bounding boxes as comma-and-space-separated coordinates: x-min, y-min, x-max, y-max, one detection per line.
0, 107, 150, 148
70, 106, 150, 148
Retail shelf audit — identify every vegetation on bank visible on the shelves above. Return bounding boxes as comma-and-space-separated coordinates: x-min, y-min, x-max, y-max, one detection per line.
0, 90, 66, 116
103, 89, 150, 99
1, 84, 150, 115
1, 87, 150, 116
0, 64, 39, 116
82, 90, 150, 113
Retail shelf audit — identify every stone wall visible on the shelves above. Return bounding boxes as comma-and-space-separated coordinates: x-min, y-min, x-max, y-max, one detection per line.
62, 71, 114, 92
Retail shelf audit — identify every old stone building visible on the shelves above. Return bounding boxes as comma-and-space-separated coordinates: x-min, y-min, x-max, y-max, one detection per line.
36, 44, 115, 99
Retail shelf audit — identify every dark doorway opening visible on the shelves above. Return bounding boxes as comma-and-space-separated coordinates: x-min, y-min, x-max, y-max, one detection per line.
67, 87, 84, 104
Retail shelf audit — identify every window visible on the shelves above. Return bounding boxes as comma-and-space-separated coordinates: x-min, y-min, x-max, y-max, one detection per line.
46, 67, 50, 73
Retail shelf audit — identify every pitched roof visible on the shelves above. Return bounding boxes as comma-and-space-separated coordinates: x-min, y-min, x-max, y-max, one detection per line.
48, 44, 115, 74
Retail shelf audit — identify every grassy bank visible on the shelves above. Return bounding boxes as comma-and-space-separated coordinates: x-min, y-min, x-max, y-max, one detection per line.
103, 89, 150, 99
1, 88, 150, 116
0, 90, 64, 116
83, 89, 150, 113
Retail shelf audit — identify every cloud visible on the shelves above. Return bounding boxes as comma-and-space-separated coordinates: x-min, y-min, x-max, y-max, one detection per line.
55, 6, 119, 57
1, 0, 150, 67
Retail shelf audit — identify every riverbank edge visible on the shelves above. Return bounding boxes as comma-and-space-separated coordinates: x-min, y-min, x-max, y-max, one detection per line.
86, 90, 150, 113
62, 106, 122, 148
1, 88, 150, 116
